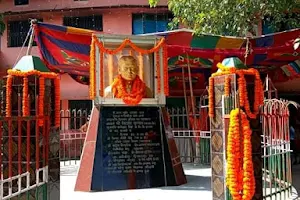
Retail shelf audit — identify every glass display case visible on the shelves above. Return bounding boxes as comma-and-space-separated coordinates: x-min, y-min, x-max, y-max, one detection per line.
89, 34, 168, 106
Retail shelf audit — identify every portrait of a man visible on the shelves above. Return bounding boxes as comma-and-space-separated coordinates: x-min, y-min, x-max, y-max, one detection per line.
104, 56, 153, 100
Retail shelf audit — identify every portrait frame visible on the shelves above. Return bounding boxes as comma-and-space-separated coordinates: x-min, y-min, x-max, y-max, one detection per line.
90, 33, 168, 106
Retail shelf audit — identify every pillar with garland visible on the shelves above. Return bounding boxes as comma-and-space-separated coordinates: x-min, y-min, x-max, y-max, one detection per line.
1, 55, 60, 199
209, 58, 264, 200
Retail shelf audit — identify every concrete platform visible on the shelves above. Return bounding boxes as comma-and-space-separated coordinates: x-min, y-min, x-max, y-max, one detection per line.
60, 161, 300, 200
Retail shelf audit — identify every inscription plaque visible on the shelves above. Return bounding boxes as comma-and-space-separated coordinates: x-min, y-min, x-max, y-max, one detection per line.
91, 106, 171, 191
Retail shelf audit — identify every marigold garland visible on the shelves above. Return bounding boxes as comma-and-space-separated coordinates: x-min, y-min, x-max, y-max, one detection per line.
208, 63, 263, 200
100, 52, 104, 97
22, 77, 29, 116
6, 69, 60, 127
226, 108, 255, 200
156, 51, 161, 94
163, 43, 169, 96
38, 77, 45, 126
93, 35, 165, 55
209, 64, 264, 119
6, 76, 13, 117
7, 69, 57, 78
90, 36, 169, 98
224, 76, 231, 97
89, 39, 96, 99
54, 77, 61, 127
208, 77, 214, 118
111, 75, 146, 105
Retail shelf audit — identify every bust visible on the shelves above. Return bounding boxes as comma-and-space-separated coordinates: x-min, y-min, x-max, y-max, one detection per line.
104, 56, 152, 100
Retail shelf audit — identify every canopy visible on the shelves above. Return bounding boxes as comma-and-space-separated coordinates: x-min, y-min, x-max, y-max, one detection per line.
143, 28, 300, 68
34, 22, 300, 87
13, 55, 50, 72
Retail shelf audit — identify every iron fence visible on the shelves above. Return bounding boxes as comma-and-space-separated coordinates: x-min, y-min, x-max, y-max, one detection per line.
60, 109, 90, 166
59, 106, 211, 166
261, 99, 296, 199
167, 107, 211, 165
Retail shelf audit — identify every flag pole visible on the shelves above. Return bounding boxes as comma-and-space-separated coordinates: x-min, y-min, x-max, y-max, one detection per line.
26, 19, 37, 56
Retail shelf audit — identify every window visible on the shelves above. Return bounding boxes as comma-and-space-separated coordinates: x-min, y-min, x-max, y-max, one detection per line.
8, 19, 42, 47
132, 13, 173, 35
14, 0, 29, 5
63, 15, 103, 31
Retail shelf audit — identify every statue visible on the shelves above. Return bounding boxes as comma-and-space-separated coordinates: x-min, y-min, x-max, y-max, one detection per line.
104, 56, 152, 99
75, 35, 187, 192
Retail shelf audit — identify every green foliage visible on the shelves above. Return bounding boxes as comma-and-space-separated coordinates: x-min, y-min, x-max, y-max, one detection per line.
0, 14, 5, 35
149, 0, 300, 36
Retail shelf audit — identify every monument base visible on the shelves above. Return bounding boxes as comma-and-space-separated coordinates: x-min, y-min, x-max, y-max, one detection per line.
75, 105, 186, 192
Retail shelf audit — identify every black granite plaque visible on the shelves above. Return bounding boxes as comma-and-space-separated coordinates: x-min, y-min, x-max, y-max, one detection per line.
91, 106, 168, 191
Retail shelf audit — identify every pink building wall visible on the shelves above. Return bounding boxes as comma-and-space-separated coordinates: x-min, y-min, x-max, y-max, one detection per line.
0, 0, 168, 13
0, 0, 262, 110
0, 2, 169, 107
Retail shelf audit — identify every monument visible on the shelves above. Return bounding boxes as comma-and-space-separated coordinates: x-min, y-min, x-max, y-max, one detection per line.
75, 34, 187, 191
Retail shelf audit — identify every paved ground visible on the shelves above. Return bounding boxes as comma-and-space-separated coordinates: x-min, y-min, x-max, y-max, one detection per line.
60, 161, 300, 200
292, 164, 300, 199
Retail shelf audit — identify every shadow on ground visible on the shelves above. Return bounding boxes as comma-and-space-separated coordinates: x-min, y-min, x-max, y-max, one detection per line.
161, 175, 211, 191
292, 164, 300, 198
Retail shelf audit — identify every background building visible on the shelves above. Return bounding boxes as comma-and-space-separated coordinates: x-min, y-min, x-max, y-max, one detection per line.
0, 0, 170, 110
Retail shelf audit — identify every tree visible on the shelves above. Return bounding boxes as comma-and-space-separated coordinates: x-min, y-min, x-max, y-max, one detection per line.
149, 0, 300, 36
0, 14, 5, 35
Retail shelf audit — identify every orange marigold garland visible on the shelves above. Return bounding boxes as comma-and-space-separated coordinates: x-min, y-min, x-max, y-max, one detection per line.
239, 69, 264, 119
38, 77, 45, 126
226, 109, 241, 199
6, 76, 13, 117
54, 77, 60, 127
208, 77, 214, 118
100, 52, 104, 97
7, 69, 57, 78
111, 75, 146, 105
6, 69, 61, 127
156, 51, 161, 94
163, 43, 169, 96
89, 39, 96, 99
93, 35, 165, 55
226, 108, 255, 200
209, 64, 264, 119
22, 77, 29, 116
224, 76, 231, 97
54, 77, 61, 127
208, 63, 263, 200
241, 112, 255, 200
237, 74, 246, 107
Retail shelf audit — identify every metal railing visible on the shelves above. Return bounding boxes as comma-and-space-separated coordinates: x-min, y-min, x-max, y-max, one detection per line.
261, 99, 295, 199
167, 106, 211, 165
60, 109, 90, 166
59, 106, 211, 166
